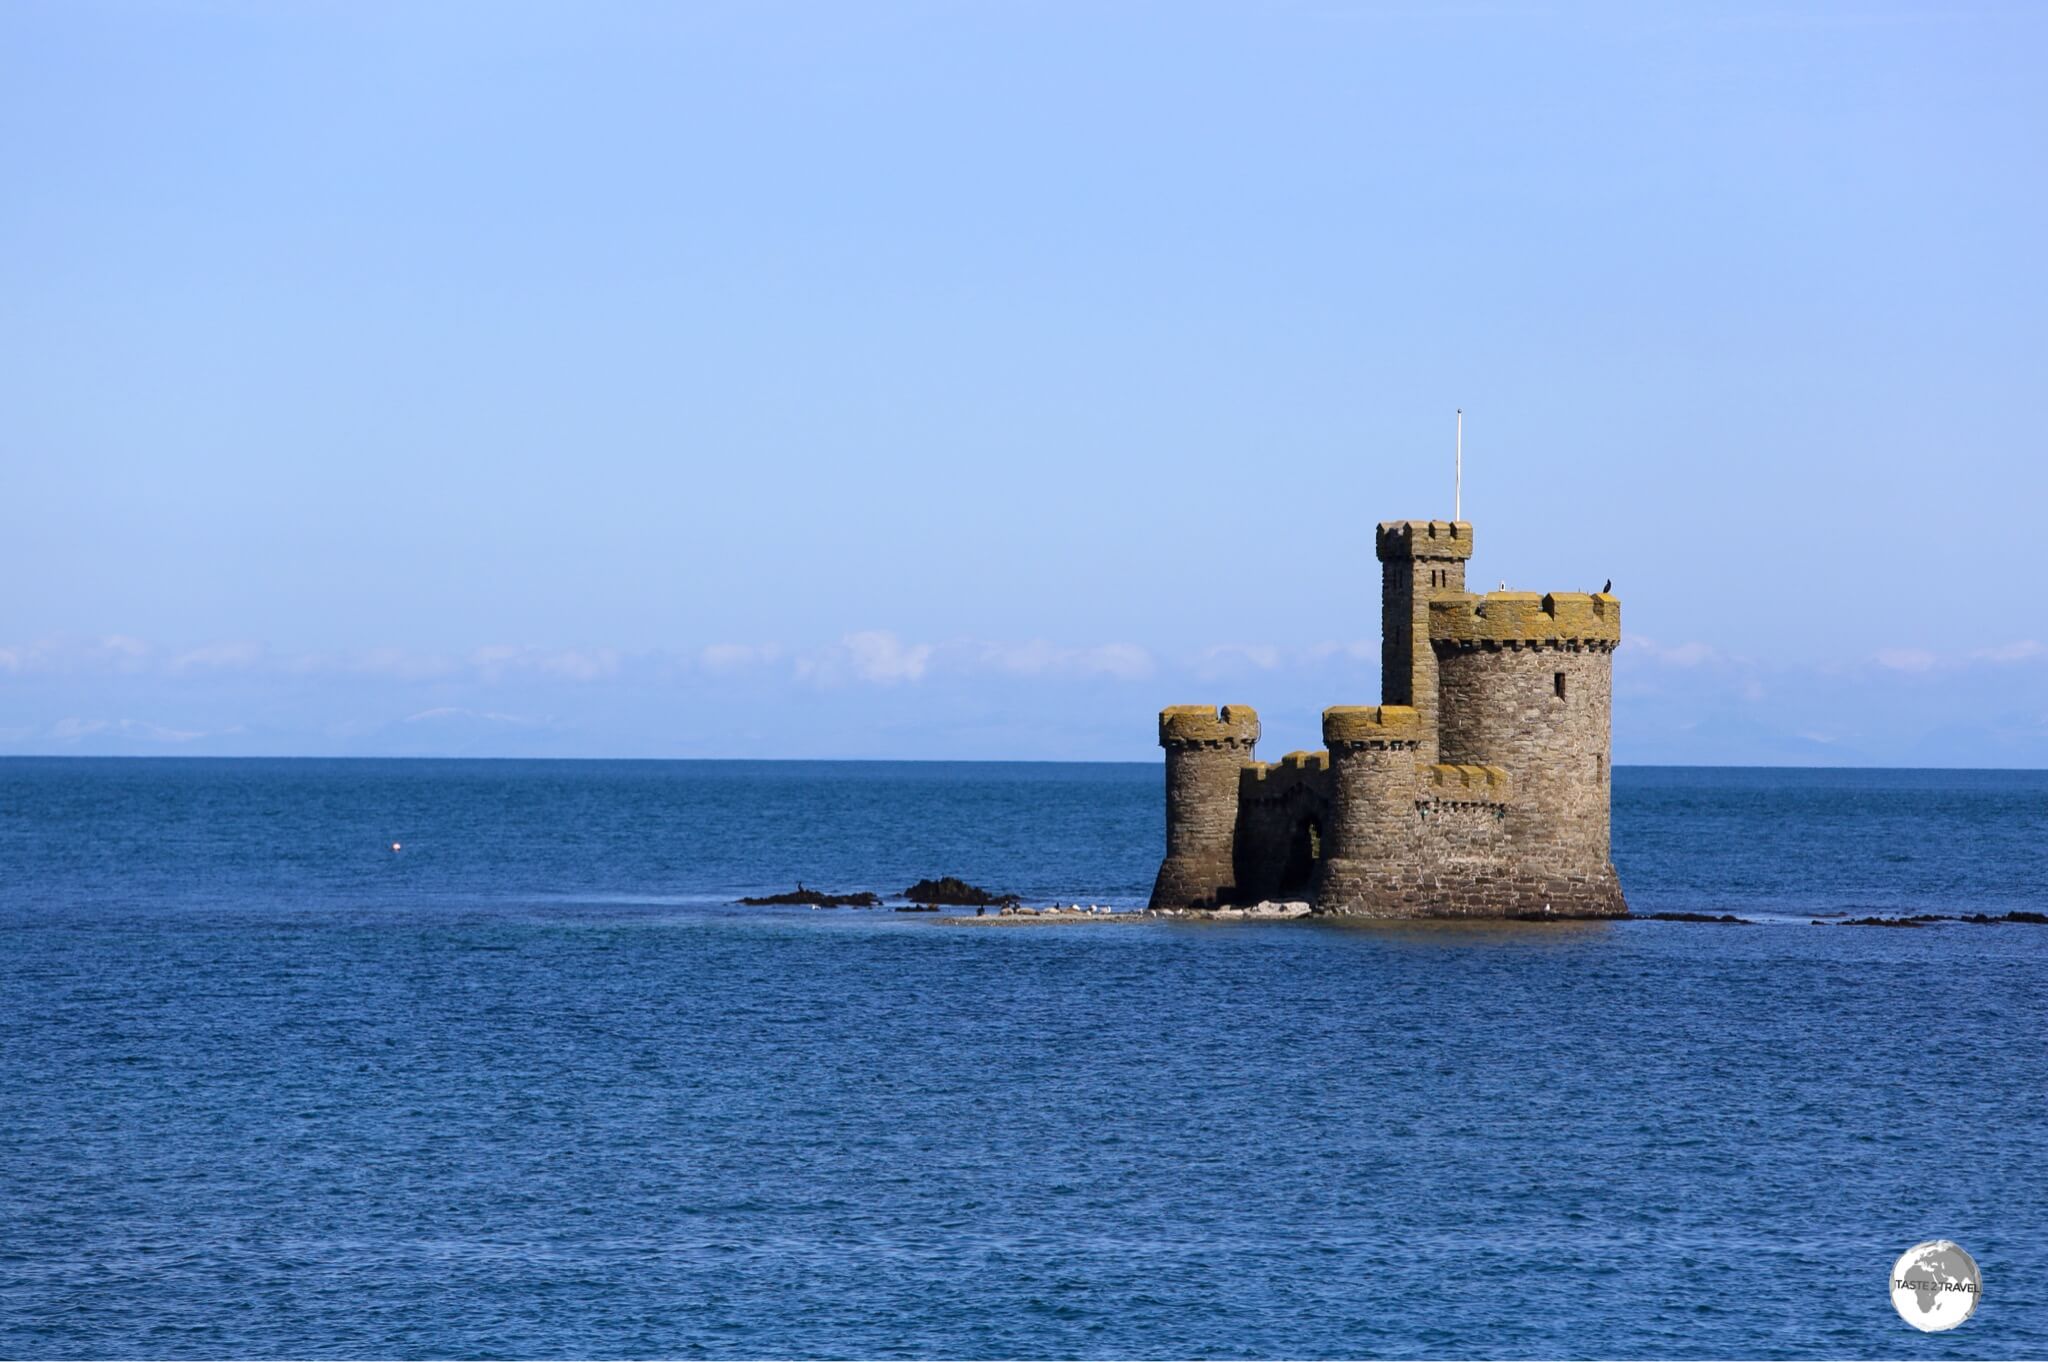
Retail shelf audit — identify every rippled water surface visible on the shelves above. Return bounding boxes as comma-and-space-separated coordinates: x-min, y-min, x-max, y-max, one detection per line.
3, 760, 2045, 1357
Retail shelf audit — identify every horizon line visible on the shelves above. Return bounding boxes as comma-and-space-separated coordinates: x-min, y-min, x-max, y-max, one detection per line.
2, 753, 2045, 773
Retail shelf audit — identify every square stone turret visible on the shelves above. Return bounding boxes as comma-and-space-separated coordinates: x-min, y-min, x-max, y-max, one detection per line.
1375, 520, 1472, 765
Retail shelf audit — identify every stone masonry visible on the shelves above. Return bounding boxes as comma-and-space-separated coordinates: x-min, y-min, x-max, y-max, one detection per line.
1148, 519, 1626, 918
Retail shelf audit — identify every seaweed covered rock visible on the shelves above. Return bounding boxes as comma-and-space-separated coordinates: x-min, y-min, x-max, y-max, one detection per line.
737, 885, 881, 908
902, 876, 1019, 907
1640, 912, 1753, 925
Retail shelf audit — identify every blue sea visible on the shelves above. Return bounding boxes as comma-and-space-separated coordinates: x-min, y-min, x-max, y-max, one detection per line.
2, 759, 2045, 1358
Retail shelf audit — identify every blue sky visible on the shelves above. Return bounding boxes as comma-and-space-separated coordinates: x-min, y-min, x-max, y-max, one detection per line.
3, 1, 2043, 763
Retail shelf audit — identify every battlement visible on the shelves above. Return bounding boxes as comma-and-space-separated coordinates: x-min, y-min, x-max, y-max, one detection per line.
1376, 520, 1474, 562
1322, 705, 1424, 747
1242, 750, 1330, 779
1158, 703, 1261, 748
1429, 591, 1620, 649
1241, 749, 1331, 797
1417, 762, 1513, 804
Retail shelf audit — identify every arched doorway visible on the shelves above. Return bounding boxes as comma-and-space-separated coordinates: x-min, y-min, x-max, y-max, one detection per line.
1278, 815, 1322, 896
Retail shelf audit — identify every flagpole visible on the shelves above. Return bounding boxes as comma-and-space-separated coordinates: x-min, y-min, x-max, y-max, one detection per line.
1455, 409, 1463, 522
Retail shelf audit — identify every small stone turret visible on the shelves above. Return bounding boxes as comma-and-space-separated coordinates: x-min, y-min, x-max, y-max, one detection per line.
1150, 704, 1259, 909
1147, 515, 1628, 919
1314, 705, 1424, 914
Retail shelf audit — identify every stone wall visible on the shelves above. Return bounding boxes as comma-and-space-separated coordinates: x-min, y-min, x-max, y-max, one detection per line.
1233, 753, 1332, 902
1416, 800, 1508, 864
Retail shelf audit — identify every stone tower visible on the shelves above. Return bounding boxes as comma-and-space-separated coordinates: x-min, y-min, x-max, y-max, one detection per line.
1148, 519, 1626, 918
1314, 704, 1425, 915
1376, 520, 1472, 766
1431, 590, 1624, 913
1149, 704, 1259, 909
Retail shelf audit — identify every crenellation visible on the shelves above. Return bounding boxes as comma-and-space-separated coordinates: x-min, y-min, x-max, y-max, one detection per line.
1149, 518, 1626, 918
1430, 591, 1621, 649
1159, 703, 1261, 747
1375, 520, 1475, 561
1418, 762, 1514, 804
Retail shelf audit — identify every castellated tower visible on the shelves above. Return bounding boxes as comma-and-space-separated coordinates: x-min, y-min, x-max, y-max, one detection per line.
1315, 705, 1426, 912
1147, 519, 1626, 918
1150, 704, 1260, 910
1377, 520, 1472, 765
1432, 591, 1623, 911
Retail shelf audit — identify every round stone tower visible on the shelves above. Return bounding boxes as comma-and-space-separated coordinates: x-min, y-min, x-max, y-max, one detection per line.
1314, 704, 1424, 914
1429, 590, 1624, 912
1149, 704, 1259, 909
